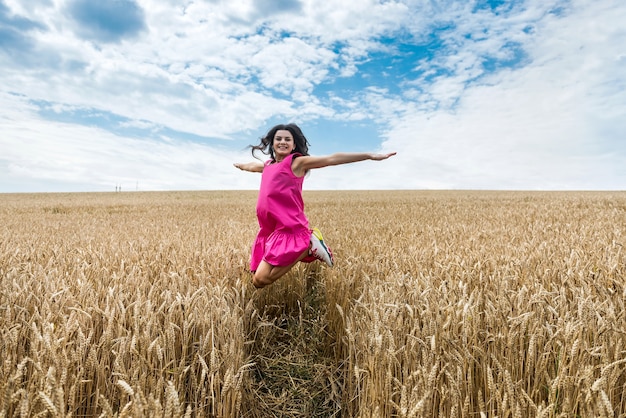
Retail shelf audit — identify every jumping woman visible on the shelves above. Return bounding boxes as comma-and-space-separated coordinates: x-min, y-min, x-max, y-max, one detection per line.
234, 123, 396, 288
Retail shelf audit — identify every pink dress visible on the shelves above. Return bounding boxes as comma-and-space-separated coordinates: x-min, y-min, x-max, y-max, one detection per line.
250, 153, 314, 271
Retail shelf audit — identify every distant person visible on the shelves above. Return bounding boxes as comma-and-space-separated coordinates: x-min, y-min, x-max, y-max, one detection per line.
234, 123, 396, 289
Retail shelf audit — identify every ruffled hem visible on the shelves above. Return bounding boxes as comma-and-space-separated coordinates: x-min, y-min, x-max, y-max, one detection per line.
250, 228, 314, 271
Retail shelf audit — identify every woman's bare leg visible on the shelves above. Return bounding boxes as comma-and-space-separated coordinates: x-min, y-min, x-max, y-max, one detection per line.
253, 249, 309, 289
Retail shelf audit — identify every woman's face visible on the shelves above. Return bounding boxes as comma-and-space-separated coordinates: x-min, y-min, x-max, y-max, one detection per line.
273, 129, 295, 161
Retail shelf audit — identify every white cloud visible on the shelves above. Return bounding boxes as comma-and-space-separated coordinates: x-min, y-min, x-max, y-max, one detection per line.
0, 92, 259, 192
375, 0, 626, 190
0, 0, 624, 191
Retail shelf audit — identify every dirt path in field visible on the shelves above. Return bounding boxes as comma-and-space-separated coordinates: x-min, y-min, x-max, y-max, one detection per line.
245, 266, 341, 417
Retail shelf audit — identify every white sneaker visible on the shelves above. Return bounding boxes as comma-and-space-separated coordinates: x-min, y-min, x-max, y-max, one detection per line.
310, 227, 334, 267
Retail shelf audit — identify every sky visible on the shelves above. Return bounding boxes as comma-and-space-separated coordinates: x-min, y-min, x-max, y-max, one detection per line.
0, 0, 624, 192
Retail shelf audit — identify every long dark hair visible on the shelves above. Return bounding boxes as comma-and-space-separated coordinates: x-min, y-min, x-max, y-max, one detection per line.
250, 123, 310, 161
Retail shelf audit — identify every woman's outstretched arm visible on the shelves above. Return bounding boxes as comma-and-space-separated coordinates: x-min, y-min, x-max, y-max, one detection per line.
233, 162, 264, 173
292, 152, 396, 176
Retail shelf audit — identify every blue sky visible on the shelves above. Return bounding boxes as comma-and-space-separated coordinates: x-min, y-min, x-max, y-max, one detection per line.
1, 0, 624, 192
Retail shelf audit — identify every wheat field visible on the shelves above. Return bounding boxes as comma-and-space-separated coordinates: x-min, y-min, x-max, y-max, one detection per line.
1, 190, 625, 417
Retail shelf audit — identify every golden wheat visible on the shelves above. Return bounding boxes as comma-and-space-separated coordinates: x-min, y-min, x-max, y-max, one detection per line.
1, 190, 625, 417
